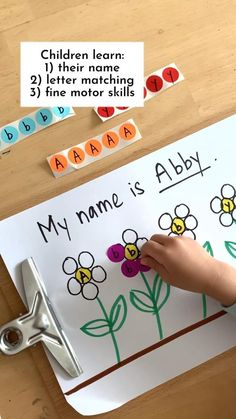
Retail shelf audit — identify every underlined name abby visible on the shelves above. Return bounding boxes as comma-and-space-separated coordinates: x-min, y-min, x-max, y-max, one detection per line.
155, 151, 213, 193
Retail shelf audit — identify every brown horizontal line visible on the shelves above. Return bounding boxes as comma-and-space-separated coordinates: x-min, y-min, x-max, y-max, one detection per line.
65, 310, 226, 396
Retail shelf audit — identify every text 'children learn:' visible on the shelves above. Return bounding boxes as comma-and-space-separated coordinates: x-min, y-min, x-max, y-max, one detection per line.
40, 48, 125, 60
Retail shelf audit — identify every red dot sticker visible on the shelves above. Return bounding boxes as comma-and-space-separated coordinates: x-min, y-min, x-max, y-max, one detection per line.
97, 107, 115, 118
50, 154, 68, 173
146, 75, 163, 93
162, 67, 179, 83
116, 107, 129, 110
144, 87, 147, 98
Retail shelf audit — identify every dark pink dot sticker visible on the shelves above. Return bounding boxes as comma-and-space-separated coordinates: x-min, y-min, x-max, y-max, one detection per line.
162, 67, 179, 83
146, 75, 163, 93
107, 244, 125, 262
116, 107, 129, 110
137, 258, 150, 272
121, 259, 140, 277
144, 87, 147, 98
97, 107, 115, 118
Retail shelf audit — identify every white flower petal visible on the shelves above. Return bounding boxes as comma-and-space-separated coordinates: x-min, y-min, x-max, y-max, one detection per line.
232, 208, 236, 221
174, 204, 190, 218
210, 196, 222, 214
219, 212, 233, 227
62, 257, 78, 275
82, 283, 99, 300
136, 238, 147, 251
92, 266, 107, 283
67, 277, 82, 295
234, 196, 236, 206
185, 215, 198, 230
221, 184, 235, 199
158, 213, 172, 230
168, 232, 177, 237
122, 229, 138, 244
78, 251, 94, 268
182, 230, 196, 240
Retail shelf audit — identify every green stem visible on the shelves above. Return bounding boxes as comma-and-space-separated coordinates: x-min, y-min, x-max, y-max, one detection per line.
140, 272, 164, 340
109, 329, 121, 363
202, 293, 207, 319
96, 296, 121, 363
154, 309, 163, 340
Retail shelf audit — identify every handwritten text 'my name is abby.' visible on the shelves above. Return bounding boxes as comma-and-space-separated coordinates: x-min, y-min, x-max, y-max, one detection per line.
37, 150, 211, 244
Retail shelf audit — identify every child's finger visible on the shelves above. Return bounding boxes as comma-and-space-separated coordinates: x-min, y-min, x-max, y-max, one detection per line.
141, 240, 166, 263
141, 256, 168, 279
150, 234, 170, 245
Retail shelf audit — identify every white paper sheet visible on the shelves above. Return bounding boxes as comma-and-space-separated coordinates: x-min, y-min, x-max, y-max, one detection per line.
0, 115, 236, 415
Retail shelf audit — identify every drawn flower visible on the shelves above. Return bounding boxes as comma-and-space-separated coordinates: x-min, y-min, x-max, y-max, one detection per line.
107, 229, 150, 278
62, 252, 107, 301
158, 204, 198, 239
210, 184, 236, 227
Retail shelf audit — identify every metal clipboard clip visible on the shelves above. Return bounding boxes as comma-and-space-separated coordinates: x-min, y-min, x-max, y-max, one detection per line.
0, 258, 83, 378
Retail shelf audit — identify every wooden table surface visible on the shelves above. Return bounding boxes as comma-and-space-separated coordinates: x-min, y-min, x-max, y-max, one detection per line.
1, 0, 236, 418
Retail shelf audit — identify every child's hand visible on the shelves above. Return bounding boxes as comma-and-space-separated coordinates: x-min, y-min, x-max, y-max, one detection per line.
141, 235, 236, 307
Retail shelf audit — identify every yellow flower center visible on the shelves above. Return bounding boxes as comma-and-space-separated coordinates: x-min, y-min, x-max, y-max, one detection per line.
75, 268, 91, 284
125, 243, 139, 260
221, 198, 234, 213
171, 217, 185, 235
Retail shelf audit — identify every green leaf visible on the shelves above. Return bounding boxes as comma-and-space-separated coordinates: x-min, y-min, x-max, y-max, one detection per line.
109, 295, 127, 332
157, 283, 171, 311
130, 289, 154, 313
152, 274, 161, 300
203, 241, 214, 256
225, 241, 236, 259
80, 318, 110, 337
153, 277, 163, 303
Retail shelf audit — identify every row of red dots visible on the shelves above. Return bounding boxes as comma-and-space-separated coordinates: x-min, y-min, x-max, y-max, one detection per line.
96, 66, 180, 118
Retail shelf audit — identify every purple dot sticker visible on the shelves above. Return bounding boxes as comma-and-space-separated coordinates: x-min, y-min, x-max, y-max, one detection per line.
137, 258, 151, 272
107, 244, 125, 262
121, 260, 140, 278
